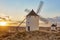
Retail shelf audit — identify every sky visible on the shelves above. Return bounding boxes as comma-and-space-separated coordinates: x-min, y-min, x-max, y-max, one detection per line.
0, 0, 60, 21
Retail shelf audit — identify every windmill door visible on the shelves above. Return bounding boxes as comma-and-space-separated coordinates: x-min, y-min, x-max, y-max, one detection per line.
28, 26, 30, 31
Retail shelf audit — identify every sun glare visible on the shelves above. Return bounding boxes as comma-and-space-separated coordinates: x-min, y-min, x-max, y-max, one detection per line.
0, 22, 7, 26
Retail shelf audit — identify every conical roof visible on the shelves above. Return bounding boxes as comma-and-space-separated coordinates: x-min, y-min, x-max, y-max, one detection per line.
27, 9, 38, 17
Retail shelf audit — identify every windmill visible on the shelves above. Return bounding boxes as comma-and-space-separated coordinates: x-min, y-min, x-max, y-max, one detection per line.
17, 1, 49, 31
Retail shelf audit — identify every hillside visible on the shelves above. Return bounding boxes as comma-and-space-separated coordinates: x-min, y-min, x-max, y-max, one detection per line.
47, 16, 60, 23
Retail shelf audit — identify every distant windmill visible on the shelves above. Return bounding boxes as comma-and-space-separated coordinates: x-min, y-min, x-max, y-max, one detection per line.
18, 1, 49, 31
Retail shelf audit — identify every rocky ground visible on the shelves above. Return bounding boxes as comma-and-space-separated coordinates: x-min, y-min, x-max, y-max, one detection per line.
0, 31, 60, 40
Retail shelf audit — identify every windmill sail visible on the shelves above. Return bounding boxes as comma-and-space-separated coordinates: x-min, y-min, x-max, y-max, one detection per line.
18, 18, 25, 26
37, 1, 44, 14
36, 1, 49, 23
25, 9, 31, 13
39, 16, 48, 23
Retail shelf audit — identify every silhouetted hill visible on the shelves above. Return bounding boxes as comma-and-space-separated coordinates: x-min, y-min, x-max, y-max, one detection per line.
47, 16, 60, 23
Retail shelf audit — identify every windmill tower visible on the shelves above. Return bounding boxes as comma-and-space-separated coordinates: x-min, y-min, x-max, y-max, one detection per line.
26, 10, 39, 31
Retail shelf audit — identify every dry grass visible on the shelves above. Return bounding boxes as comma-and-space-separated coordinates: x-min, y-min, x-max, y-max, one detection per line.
0, 30, 60, 40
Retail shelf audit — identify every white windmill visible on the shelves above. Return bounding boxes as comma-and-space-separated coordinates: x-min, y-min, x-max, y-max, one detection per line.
18, 1, 49, 31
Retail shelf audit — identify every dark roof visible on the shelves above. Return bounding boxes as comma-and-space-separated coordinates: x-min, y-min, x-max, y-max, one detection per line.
51, 24, 57, 27
27, 9, 38, 16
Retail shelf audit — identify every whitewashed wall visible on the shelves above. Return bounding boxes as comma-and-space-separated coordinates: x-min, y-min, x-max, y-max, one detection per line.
26, 16, 39, 31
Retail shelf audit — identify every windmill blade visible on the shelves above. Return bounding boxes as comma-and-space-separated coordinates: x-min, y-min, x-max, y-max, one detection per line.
39, 16, 48, 23
25, 9, 31, 13
18, 18, 26, 26
36, 1, 49, 23
36, 1, 44, 14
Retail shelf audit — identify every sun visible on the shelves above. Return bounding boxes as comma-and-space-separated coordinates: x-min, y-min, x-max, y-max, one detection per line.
0, 22, 7, 26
